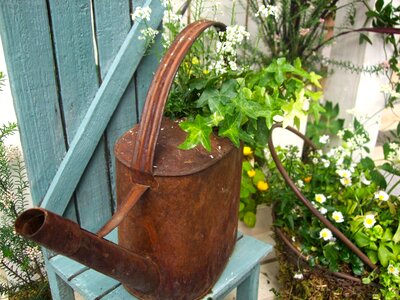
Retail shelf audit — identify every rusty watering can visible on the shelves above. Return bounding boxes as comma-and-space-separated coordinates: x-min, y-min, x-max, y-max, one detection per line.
14, 20, 243, 300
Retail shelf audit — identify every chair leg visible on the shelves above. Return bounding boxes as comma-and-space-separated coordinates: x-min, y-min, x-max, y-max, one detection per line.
44, 253, 75, 300
236, 264, 260, 300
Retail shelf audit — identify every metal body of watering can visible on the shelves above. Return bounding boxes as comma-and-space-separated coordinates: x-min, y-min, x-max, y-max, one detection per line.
15, 20, 243, 300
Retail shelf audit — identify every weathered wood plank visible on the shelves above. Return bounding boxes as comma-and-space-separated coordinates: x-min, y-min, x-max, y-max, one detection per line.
70, 270, 120, 299
47, 0, 112, 232
40, 0, 164, 215
94, 0, 136, 205
0, 0, 66, 206
0, 2, 75, 299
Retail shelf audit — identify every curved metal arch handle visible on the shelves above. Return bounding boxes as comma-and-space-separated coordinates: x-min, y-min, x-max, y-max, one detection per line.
131, 20, 226, 174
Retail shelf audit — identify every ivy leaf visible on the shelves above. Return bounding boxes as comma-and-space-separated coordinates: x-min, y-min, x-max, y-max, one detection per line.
196, 80, 237, 109
361, 157, 375, 170
179, 115, 212, 151
309, 72, 322, 88
370, 170, 387, 189
218, 113, 242, 147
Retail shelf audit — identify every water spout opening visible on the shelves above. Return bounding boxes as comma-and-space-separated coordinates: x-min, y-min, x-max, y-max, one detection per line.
15, 208, 46, 237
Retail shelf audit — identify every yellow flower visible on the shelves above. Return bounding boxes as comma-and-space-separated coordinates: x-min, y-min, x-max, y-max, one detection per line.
243, 146, 253, 156
257, 181, 269, 191
203, 69, 210, 75
247, 169, 256, 178
304, 176, 312, 183
191, 57, 200, 65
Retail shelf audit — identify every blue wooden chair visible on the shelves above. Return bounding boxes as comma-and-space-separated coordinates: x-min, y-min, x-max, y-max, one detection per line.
0, 0, 272, 299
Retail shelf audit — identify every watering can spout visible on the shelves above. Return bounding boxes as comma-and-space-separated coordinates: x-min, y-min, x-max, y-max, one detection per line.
14, 208, 160, 294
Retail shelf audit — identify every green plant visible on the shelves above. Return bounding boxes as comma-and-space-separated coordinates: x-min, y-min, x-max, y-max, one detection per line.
0, 73, 50, 299
267, 117, 400, 299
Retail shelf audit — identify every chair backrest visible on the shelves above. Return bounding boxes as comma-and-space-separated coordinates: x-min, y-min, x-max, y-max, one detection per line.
0, 0, 164, 232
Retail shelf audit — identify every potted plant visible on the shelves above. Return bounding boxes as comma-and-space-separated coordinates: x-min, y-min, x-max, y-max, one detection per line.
265, 113, 400, 299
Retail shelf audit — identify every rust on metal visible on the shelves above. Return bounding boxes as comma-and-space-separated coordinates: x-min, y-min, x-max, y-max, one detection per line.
15, 208, 160, 293
15, 20, 243, 300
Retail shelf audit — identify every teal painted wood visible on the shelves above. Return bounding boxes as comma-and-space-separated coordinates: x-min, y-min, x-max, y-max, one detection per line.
0, 0, 66, 206
236, 265, 260, 300
47, 0, 112, 232
203, 236, 271, 299
94, 0, 137, 205
0, 2, 75, 299
45, 258, 76, 300
40, 0, 164, 215
47, 235, 272, 299
71, 270, 120, 299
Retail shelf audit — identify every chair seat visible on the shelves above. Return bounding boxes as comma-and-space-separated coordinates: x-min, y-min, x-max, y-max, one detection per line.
48, 231, 272, 299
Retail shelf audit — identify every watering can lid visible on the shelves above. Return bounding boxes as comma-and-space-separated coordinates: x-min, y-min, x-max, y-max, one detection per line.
115, 117, 236, 177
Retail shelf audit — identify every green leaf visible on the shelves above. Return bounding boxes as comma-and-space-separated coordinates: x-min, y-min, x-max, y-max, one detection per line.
366, 250, 378, 264
309, 72, 322, 88
392, 222, 400, 243
179, 115, 212, 151
354, 231, 370, 248
381, 162, 400, 176
370, 170, 387, 189
218, 113, 242, 147
361, 157, 375, 170
378, 243, 393, 267
244, 211, 257, 227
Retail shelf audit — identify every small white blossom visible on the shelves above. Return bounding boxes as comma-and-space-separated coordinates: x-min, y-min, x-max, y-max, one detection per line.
336, 169, 352, 179
315, 194, 326, 204
340, 177, 352, 187
319, 135, 330, 144
294, 272, 304, 280
375, 190, 389, 201
364, 214, 376, 228
321, 158, 330, 168
337, 130, 345, 138
139, 28, 159, 41
131, 6, 152, 22
255, 4, 278, 19
388, 264, 399, 276
332, 211, 344, 223
228, 61, 238, 71
319, 207, 327, 215
319, 228, 333, 241
296, 180, 305, 188
312, 157, 319, 164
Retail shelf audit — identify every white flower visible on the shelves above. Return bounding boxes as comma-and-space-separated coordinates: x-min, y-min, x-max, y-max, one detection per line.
294, 272, 304, 280
388, 264, 399, 276
228, 61, 238, 71
315, 194, 326, 204
312, 157, 319, 164
332, 211, 344, 223
336, 169, 352, 179
319, 228, 333, 241
337, 130, 344, 138
364, 214, 376, 228
319, 207, 327, 215
131, 6, 152, 21
321, 158, 330, 168
340, 177, 352, 187
225, 25, 250, 43
360, 173, 371, 185
375, 190, 389, 201
139, 28, 159, 41
161, 0, 169, 7
255, 4, 278, 19
296, 180, 305, 188
273, 115, 284, 123
319, 135, 330, 144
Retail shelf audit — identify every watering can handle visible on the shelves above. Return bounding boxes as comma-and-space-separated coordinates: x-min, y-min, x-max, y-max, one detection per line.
267, 123, 377, 270
130, 20, 226, 174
